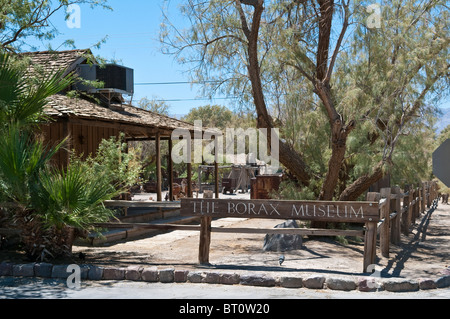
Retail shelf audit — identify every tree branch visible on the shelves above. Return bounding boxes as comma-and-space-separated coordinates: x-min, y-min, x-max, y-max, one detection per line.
316, 0, 333, 81
338, 160, 385, 201
323, 0, 349, 84
236, 0, 251, 39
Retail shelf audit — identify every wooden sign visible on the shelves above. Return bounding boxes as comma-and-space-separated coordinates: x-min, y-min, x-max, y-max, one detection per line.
181, 198, 379, 223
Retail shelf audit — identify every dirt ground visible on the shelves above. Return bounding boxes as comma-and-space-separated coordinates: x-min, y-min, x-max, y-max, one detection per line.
2, 201, 449, 280
67, 201, 450, 280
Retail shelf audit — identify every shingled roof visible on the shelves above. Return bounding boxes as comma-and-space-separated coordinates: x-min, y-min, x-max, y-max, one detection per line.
21, 49, 92, 77
46, 94, 195, 132
22, 49, 196, 135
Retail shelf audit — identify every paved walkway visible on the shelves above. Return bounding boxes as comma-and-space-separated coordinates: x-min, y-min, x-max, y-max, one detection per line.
1, 277, 449, 299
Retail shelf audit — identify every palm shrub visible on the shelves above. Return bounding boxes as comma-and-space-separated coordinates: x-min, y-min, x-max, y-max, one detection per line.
30, 160, 118, 258
0, 53, 118, 260
0, 125, 61, 259
34, 161, 117, 231
0, 131, 119, 260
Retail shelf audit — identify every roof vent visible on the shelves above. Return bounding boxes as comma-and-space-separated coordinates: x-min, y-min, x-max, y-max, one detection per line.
74, 64, 134, 96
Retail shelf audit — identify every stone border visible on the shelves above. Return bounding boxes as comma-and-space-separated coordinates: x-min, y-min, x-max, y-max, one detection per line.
1, 261, 449, 293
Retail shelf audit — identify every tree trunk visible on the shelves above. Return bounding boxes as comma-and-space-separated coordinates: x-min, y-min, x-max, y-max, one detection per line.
313, 0, 355, 203
319, 117, 355, 200
14, 207, 76, 261
15, 209, 45, 261
278, 140, 311, 184
238, 0, 311, 185
338, 160, 385, 201
319, 138, 347, 200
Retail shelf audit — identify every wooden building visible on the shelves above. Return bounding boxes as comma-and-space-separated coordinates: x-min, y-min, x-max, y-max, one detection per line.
24, 49, 197, 201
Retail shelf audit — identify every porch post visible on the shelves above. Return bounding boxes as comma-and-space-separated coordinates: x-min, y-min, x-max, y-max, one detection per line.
214, 137, 219, 199
156, 131, 162, 202
168, 138, 173, 201
187, 137, 192, 197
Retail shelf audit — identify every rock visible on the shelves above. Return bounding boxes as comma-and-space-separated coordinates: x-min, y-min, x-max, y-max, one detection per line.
142, 267, 159, 282
280, 276, 303, 288
326, 277, 356, 291
159, 268, 174, 283
435, 275, 450, 288
240, 274, 276, 287
220, 273, 240, 285
13, 263, 35, 277
418, 278, 437, 290
174, 270, 189, 283
0, 262, 13, 276
263, 220, 303, 252
88, 265, 103, 280
125, 266, 142, 281
51, 264, 70, 279
357, 277, 379, 292
187, 271, 205, 283
303, 275, 325, 289
34, 263, 53, 278
204, 272, 221, 284
79, 265, 90, 279
383, 279, 419, 292
103, 267, 125, 280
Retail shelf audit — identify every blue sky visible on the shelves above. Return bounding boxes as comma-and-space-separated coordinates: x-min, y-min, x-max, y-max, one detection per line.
26, 0, 229, 117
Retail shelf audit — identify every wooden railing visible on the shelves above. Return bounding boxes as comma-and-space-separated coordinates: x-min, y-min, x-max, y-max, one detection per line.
91, 181, 441, 272
1, 181, 439, 273
366, 181, 439, 260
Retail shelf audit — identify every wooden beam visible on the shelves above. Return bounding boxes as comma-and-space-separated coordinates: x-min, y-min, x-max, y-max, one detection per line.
187, 163, 192, 197
414, 188, 420, 220
401, 192, 411, 235
94, 223, 200, 231
126, 136, 172, 141
421, 183, 426, 214
65, 116, 173, 138
214, 138, 219, 199
187, 137, 192, 197
92, 223, 363, 237
214, 161, 219, 199
198, 216, 212, 264
181, 198, 380, 223
391, 193, 401, 245
211, 227, 364, 236
168, 138, 174, 201
156, 131, 162, 202
103, 200, 180, 208
363, 221, 377, 273
379, 187, 391, 258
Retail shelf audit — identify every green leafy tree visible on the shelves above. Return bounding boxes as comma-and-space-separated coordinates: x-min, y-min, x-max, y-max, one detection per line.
182, 104, 233, 130
86, 133, 143, 190
0, 0, 111, 52
437, 124, 450, 146
162, 0, 449, 204
138, 96, 171, 116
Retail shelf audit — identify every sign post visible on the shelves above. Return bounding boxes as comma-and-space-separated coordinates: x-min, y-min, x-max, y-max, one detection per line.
181, 198, 380, 271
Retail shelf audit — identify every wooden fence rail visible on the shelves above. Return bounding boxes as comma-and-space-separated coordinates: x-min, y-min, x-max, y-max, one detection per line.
98, 181, 439, 273
367, 181, 439, 262
1, 181, 439, 274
